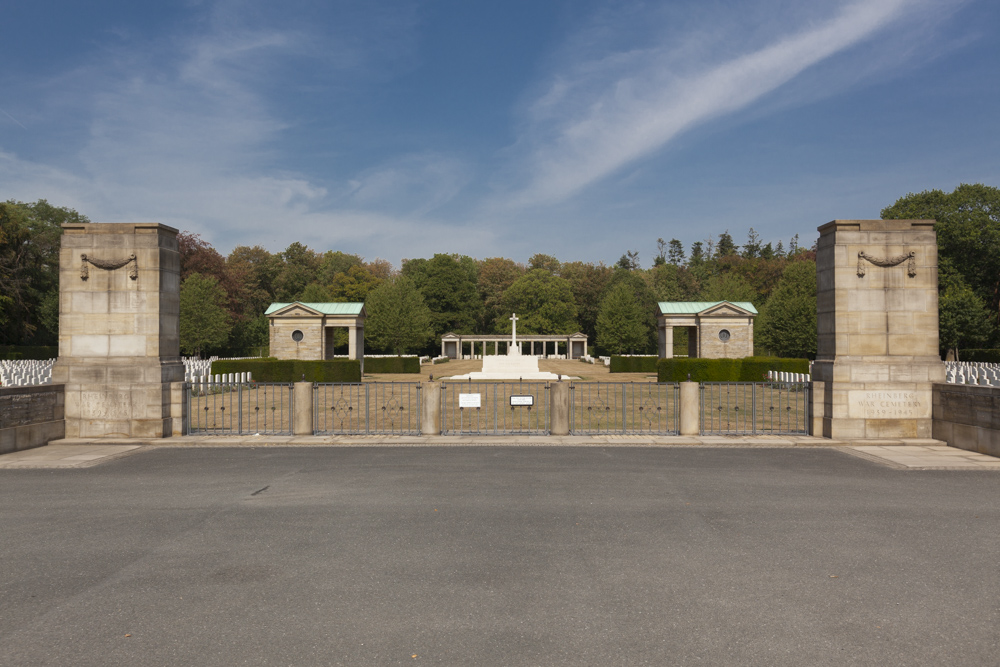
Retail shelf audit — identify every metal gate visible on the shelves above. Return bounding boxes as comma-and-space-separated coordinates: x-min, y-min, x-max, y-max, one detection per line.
314, 382, 421, 435
187, 381, 293, 435
700, 382, 810, 434
570, 382, 679, 434
441, 381, 549, 435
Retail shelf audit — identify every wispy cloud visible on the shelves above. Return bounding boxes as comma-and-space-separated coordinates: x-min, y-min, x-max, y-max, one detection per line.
0, 0, 480, 260
503, 0, 959, 207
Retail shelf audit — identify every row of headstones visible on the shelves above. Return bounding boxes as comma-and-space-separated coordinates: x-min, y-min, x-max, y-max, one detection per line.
945, 361, 1000, 386
766, 371, 811, 383
0, 359, 56, 387
196, 373, 253, 385
182, 356, 260, 383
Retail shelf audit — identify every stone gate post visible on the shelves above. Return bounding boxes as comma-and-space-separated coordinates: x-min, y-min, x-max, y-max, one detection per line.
811, 220, 946, 439
52, 223, 184, 438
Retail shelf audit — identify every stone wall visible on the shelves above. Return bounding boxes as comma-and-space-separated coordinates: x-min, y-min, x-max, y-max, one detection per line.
932, 383, 1000, 456
269, 318, 324, 360
697, 320, 753, 359
0, 385, 65, 454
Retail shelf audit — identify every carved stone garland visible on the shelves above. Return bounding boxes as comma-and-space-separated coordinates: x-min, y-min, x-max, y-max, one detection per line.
80, 253, 138, 281
857, 250, 915, 278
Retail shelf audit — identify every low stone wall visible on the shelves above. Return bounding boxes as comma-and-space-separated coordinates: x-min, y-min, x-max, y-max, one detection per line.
0, 384, 66, 454
932, 383, 1000, 456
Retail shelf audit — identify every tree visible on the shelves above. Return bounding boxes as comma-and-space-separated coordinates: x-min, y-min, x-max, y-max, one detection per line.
742, 228, 761, 258
0, 199, 86, 344
560, 261, 612, 344
654, 238, 668, 266
528, 253, 561, 274
667, 239, 686, 266
273, 242, 320, 301
698, 271, 758, 304
603, 269, 658, 352
596, 283, 649, 354
477, 257, 526, 332
755, 260, 817, 358
179, 273, 233, 357
616, 250, 640, 271
716, 231, 737, 258
364, 276, 433, 355
651, 263, 700, 302
939, 279, 992, 359
882, 183, 1000, 334
689, 241, 705, 267
497, 269, 578, 334
404, 253, 481, 337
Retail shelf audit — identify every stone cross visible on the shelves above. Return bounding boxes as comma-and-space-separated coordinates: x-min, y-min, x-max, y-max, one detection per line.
510, 313, 519, 346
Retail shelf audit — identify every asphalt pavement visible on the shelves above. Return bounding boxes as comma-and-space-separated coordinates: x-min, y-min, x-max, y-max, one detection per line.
1, 446, 998, 666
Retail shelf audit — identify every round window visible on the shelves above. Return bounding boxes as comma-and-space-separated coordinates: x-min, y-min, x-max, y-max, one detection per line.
291, 330, 304, 342
719, 329, 731, 342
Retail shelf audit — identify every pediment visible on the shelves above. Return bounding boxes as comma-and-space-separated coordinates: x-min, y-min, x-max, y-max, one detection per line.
441, 332, 461, 339
698, 302, 755, 317
269, 302, 324, 318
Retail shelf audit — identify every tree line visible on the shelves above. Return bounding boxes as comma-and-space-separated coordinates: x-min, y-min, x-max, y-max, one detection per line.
3, 183, 998, 360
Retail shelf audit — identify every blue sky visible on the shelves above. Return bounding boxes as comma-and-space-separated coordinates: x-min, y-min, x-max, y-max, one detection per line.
2, 0, 997, 266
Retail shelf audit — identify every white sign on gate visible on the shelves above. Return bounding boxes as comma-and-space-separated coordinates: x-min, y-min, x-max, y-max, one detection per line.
459, 393, 481, 408
509, 395, 534, 407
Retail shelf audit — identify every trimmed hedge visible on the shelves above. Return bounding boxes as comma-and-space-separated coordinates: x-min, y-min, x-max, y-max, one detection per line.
960, 349, 1000, 363
211, 358, 361, 383
657, 356, 810, 382
609, 356, 659, 373
362, 356, 420, 374
0, 345, 58, 360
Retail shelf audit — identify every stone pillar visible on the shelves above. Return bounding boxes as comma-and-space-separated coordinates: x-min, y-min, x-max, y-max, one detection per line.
441, 339, 446, 358
679, 382, 700, 435
812, 220, 945, 439
550, 381, 570, 435
421, 382, 442, 435
348, 326, 357, 359
170, 381, 187, 436
495, 341, 499, 355
53, 223, 184, 438
293, 381, 313, 435
658, 326, 674, 359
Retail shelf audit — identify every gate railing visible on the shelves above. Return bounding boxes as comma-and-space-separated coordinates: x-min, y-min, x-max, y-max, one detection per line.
570, 382, 679, 434
187, 381, 293, 435
441, 381, 549, 435
700, 382, 810, 434
314, 382, 421, 435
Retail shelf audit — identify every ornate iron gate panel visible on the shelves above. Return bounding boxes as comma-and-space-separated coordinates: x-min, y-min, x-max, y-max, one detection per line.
186, 381, 293, 435
570, 382, 679, 434
700, 382, 809, 435
441, 381, 549, 435
314, 382, 421, 435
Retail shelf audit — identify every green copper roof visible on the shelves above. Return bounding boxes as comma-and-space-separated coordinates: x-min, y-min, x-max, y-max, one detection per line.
265, 302, 364, 316
657, 301, 758, 315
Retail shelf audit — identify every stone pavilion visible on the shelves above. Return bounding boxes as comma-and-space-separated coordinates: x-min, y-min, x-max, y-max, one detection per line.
265, 302, 365, 361
656, 301, 757, 359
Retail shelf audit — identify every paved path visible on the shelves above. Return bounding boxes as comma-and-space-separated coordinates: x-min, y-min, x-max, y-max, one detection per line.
4, 435, 999, 470
1, 446, 999, 666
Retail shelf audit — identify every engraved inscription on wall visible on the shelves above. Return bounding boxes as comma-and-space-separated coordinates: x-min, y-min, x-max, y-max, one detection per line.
0, 391, 58, 428
81, 391, 131, 420
847, 390, 930, 419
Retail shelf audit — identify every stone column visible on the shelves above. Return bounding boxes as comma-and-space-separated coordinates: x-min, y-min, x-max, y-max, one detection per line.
441, 339, 446, 358
679, 382, 700, 435
293, 381, 313, 435
348, 326, 357, 359
687, 326, 698, 358
811, 219, 944, 439
53, 223, 184, 439
550, 381, 570, 435
421, 382, 441, 435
